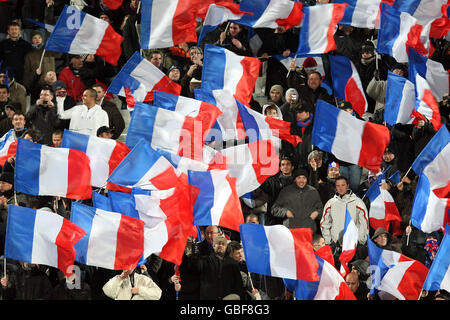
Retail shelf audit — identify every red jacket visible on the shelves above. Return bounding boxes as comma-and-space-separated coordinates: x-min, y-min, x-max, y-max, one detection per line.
58, 67, 86, 102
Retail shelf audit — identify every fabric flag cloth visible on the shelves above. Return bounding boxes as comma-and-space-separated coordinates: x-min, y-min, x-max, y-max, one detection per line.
422, 224, 450, 292
25, 18, 55, 33
334, 0, 384, 29
296, 3, 348, 55
201, 44, 261, 104
329, 55, 368, 117
107, 52, 181, 104
70, 202, 145, 270
233, 0, 304, 30
108, 138, 181, 191
125, 101, 221, 161
140, 0, 199, 49
408, 47, 450, 103
430, 3, 450, 39
240, 223, 319, 281
0, 129, 16, 166
198, 2, 253, 45
311, 100, 391, 173
14, 138, 92, 199
393, 0, 448, 26
339, 206, 359, 277
102, 0, 124, 10
283, 254, 356, 300
5, 205, 86, 276
414, 73, 443, 131
196, 0, 233, 20
45, 5, 123, 65
367, 236, 429, 300
188, 169, 244, 232
384, 71, 415, 127
220, 140, 279, 196
376, 3, 426, 63
365, 169, 402, 236
153, 90, 216, 118
61, 129, 130, 188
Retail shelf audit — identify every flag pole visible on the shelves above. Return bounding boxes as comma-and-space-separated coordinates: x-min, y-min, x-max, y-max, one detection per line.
286, 54, 297, 78
406, 220, 412, 246
3, 256, 6, 280
38, 49, 46, 70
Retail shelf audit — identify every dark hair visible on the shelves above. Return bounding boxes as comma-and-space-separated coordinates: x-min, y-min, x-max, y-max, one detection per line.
84, 88, 97, 99
0, 84, 9, 93
52, 129, 64, 136
335, 175, 349, 185
225, 240, 242, 257
308, 71, 322, 79
12, 110, 25, 119
21, 129, 40, 142
312, 233, 324, 244
149, 50, 163, 58
7, 21, 21, 30
41, 86, 55, 96
91, 83, 104, 91
264, 104, 278, 115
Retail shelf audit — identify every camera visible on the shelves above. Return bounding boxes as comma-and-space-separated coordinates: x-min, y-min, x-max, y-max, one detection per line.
42, 100, 48, 105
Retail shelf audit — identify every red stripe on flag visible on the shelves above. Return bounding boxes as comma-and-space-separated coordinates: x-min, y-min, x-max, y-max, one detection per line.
275, 2, 304, 30
345, 77, 367, 117
290, 228, 320, 281
67, 149, 92, 199
422, 89, 442, 130
358, 122, 390, 173
102, 0, 123, 10
339, 245, 357, 277
325, 3, 348, 53
335, 281, 357, 300
55, 219, 86, 276
149, 166, 180, 190
114, 215, 145, 270
145, 75, 182, 102
95, 24, 123, 66
236, 57, 262, 103
396, 261, 428, 300
265, 116, 303, 147
0, 140, 16, 166
247, 140, 279, 184
406, 24, 427, 56
217, 175, 244, 232
236, 112, 247, 141
172, 0, 199, 45
106, 141, 132, 193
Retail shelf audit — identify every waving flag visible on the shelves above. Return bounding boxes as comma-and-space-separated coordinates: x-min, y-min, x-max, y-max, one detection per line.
153, 90, 216, 118
198, 2, 253, 45
125, 101, 221, 161
312, 100, 391, 173
108, 139, 181, 191
393, 0, 447, 26
234, 0, 304, 30
365, 170, 402, 236
70, 202, 145, 270
140, 0, 199, 49
296, 3, 348, 55
189, 170, 244, 232
283, 255, 356, 300
61, 130, 130, 188
107, 52, 181, 103
408, 47, 450, 103
384, 71, 415, 127
201, 44, 261, 104
240, 223, 319, 281
329, 55, 368, 117
220, 140, 279, 196
0, 129, 16, 166
197, 0, 233, 20
430, 3, 450, 38
5, 205, 86, 276
45, 5, 123, 65
377, 3, 426, 63
25, 18, 55, 33
423, 225, 450, 292
334, 0, 384, 29
93, 191, 113, 211
339, 206, 359, 277
414, 74, 443, 131
367, 236, 429, 300
14, 138, 92, 199
102, 0, 124, 10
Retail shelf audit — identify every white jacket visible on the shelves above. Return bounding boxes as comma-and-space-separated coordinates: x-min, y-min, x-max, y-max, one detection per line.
102, 273, 162, 300
320, 191, 369, 245
57, 103, 109, 136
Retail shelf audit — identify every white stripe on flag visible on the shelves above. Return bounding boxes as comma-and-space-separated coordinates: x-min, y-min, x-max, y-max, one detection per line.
32, 210, 64, 267
265, 225, 297, 279
378, 260, 416, 300
134, 193, 168, 229
332, 111, 364, 165
210, 170, 232, 225
148, 0, 178, 48
307, 6, 332, 53
135, 156, 177, 189
152, 109, 184, 154
39, 147, 69, 196
86, 138, 116, 187
70, 14, 109, 54
223, 50, 244, 95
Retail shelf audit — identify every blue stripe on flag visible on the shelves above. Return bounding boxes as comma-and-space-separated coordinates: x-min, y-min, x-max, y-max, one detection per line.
61, 129, 89, 153
140, 0, 154, 49
14, 138, 42, 196
393, 0, 421, 16
283, 256, 324, 300
235, 0, 269, 27
236, 98, 260, 142
311, 100, 339, 155
107, 52, 145, 95
125, 102, 157, 149
329, 55, 353, 101
384, 71, 406, 126
70, 202, 96, 265
153, 91, 179, 111
333, 0, 357, 26
5, 205, 36, 264
92, 191, 112, 211
296, 7, 311, 55
109, 191, 140, 220
410, 173, 431, 230
239, 223, 272, 276
377, 3, 401, 58
188, 171, 214, 226
201, 45, 226, 93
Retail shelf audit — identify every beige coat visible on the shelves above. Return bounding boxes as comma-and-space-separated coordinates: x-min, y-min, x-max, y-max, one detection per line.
102, 273, 162, 300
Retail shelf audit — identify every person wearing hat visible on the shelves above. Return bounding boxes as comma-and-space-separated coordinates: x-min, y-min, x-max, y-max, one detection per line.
268, 84, 284, 108
310, 160, 342, 206
371, 227, 401, 253
167, 65, 182, 83
271, 167, 323, 232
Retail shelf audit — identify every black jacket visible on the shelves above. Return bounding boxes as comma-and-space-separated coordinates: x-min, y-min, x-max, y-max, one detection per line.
26, 103, 63, 145
259, 172, 294, 225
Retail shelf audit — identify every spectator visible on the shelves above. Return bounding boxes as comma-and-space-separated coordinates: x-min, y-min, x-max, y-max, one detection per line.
268, 84, 284, 108
215, 22, 251, 57
51, 129, 63, 148
245, 213, 260, 224
147, 50, 168, 73
0, 104, 15, 137
310, 161, 341, 206
333, 25, 367, 64
167, 65, 182, 85
0, 84, 12, 120
0, 68, 27, 114
52, 80, 76, 129
180, 46, 203, 98
30, 70, 58, 105
56, 88, 109, 136
58, 54, 87, 102
345, 271, 368, 300
97, 126, 113, 139
371, 228, 402, 253
280, 88, 299, 123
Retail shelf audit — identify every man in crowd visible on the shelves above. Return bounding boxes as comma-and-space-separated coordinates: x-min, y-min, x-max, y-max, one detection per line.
92, 84, 125, 140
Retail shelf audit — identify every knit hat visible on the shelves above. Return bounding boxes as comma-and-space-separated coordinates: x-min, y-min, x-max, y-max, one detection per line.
292, 168, 308, 179
328, 162, 339, 168
52, 80, 67, 91
30, 30, 43, 40
167, 65, 181, 75
0, 172, 14, 185
270, 84, 284, 95
338, 100, 353, 111
361, 40, 375, 53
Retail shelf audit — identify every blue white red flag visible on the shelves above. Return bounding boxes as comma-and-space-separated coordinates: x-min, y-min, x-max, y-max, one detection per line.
423, 225, 450, 292
334, 0, 384, 29
384, 71, 415, 127
14, 138, 92, 199
311, 100, 391, 173
102, 0, 124, 10
339, 206, 359, 277
5, 205, 86, 276
45, 5, 123, 65
0, 129, 16, 166
25, 18, 55, 33
413, 73, 443, 131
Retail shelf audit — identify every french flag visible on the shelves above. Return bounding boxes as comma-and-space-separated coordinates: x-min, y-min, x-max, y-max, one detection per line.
377, 3, 426, 63
329, 55, 368, 117
240, 223, 320, 281
201, 44, 261, 104
414, 73, 443, 131
25, 18, 55, 33
334, 0, 384, 29
367, 235, 429, 300
234, 0, 304, 30
296, 3, 348, 55
384, 71, 415, 127
220, 140, 279, 196
107, 52, 181, 104
102, 0, 124, 10
196, 0, 233, 20
70, 202, 145, 270
0, 130, 16, 166
153, 90, 216, 119
311, 100, 391, 173
125, 101, 221, 161
14, 138, 92, 199
393, 0, 448, 26
273, 53, 325, 77
198, 2, 253, 44
5, 205, 86, 276
339, 206, 359, 277
140, 0, 199, 49
61, 130, 130, 188
365, 170, 402, 236
283, 255, 356, 300
45, 5, 123, 65
423, 225, 450, 292
189, 170, 244, 232
430, 3, 450, 39
408, 47, 450, 104
108, 139, 181, 191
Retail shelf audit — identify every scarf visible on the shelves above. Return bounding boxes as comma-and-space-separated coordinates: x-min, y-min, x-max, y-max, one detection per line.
297, 113, 314, 135
360, 55, 375, 66
424, 239, 439, 268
